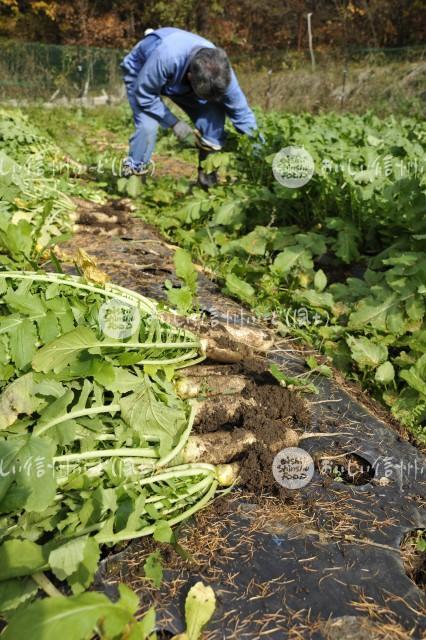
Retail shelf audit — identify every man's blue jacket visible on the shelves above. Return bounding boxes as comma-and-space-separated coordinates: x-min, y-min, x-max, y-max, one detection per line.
121, 27, 257, 135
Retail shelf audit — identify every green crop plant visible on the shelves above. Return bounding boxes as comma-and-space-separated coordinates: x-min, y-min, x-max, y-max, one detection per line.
133, 111, 426, 440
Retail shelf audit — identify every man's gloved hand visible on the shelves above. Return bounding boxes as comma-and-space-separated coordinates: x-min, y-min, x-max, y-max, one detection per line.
251, 131, 266, 157
194, 129, 222, 152
172, 120, 194, 142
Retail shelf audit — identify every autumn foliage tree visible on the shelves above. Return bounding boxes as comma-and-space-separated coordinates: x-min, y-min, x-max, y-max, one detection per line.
0, 0, 424, 50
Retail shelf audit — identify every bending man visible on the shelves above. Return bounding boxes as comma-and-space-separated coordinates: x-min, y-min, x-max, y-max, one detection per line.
121, 27, 257, 188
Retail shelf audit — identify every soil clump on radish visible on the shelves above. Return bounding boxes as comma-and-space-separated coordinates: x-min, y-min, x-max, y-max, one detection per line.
189, 360, 311, 493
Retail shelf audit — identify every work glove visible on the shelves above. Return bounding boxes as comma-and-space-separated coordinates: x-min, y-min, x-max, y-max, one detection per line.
172, 120, 194, 142
251, 131, 266, 157
194, 129, 222, 152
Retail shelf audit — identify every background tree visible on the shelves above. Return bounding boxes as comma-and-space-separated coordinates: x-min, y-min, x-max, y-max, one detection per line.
0, 0, 424, 50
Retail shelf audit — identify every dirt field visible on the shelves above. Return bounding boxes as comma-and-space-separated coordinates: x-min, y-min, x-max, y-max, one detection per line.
55, 197, 426, 639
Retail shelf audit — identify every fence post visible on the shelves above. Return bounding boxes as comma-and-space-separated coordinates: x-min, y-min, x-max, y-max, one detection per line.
307, 12, 316, 72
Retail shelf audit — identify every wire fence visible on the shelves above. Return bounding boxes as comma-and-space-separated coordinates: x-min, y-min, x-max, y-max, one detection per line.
0, 40, 125, 104
0, 39, 424, 106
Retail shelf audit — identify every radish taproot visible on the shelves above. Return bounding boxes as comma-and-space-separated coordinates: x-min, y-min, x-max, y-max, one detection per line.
192, 395, 257, 426
182, 430, 256, 464
176, 374, 249, 398
181, 428, 300, 463
224, 325, 274, 352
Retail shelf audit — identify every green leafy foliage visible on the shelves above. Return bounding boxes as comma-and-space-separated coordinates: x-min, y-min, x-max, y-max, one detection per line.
183, 582, 216, 640
0, 109, 78, 267
0, 109, 221, 638
346, 336, 388, 369
416, 531, 426, 553
143, 550, 163, 588
136, 110, 425, 440
2, 585, 142, 640
0, 272, 220, 618
165, 248, 199, 314
269, 363, 319, 394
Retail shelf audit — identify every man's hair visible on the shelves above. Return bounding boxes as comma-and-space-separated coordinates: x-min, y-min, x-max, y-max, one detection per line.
189, 47, 231, 100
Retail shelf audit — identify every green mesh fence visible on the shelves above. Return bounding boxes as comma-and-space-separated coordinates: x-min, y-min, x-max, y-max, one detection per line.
231, 44, 425, 70
0, 40, 125, 101
0, 39, 424, 103
347, 44, 425, 63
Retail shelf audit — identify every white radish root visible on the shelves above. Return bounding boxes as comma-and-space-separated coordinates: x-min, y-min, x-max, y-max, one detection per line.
192, 429, 350, 462
177, 364, 228, 378
79, 211, 119, 225
176, 374, 249, 399
182, 430, 256, 464
159, 315, 270, 363
224, 325, 274, 352
193, 396, 257, 426
201, 337, 246, 363
73, 225, 126, 236
269, 428, 300, 452
215, 462, 241, 486
182, 427, 301, 464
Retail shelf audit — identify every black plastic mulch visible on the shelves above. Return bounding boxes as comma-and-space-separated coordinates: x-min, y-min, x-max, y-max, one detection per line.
63, 216, 426, 639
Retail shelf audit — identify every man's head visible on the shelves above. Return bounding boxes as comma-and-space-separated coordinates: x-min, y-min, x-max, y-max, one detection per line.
188, 47, 231, 101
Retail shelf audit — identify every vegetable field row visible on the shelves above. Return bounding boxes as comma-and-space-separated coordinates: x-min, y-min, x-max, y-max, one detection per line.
0, 109, 224, 636
0, 104, 424, 637
135, 111, 426, 441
